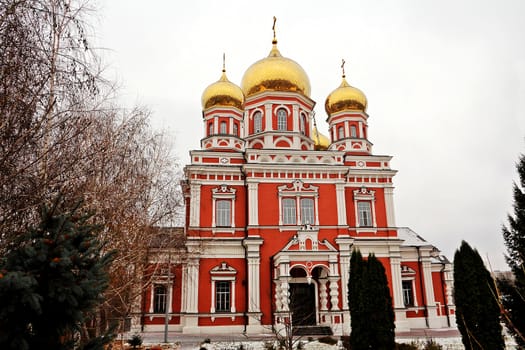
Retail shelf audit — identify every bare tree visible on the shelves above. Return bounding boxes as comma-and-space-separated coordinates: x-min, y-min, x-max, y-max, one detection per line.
0, 0, 183, 340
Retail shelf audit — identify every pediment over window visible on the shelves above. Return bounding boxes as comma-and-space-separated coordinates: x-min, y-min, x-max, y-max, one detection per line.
212, 184, 237, 196
278, 179, 318, 195
353, 186, 375, 200
401, 265, 416, 276
210, 262, 237, 276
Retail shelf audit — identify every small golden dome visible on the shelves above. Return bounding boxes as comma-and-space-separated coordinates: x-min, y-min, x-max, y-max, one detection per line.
241, 43, 311, 98
325, 77, 367, 115
201, 69, 244, 110
312, 126, 331, 150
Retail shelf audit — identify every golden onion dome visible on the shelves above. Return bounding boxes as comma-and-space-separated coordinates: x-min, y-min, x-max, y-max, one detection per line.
325, 76, 367, 115
201, 68, 244, 110
312, 126, 331, 150
241, 40, 311, 98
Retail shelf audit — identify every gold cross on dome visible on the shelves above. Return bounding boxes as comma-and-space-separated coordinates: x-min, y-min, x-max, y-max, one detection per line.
341, 59, 346, 78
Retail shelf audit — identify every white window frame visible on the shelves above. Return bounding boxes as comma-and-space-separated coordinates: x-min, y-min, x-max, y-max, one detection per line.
216, 199, 231, 227
254, 111, 263, 133
277, 108, 287, 131
282, 198, 297, 225
401, 265, 418, 308
233, 123, 238, 136
353, 187, 377, 232
220, 121, 227, 134
148, 270, 173, 315
278, 180, 319, 228
153, 284, 167, 313
357, 201, 372, 227
338, 126, 345, 139
300, 198, 315, 225
300, 113, 306, 135
350, 125, 357, 138
210, 262, 237, 320
212, 185, 236, 232
402, 280, 416, 307
208, 123, 213, 136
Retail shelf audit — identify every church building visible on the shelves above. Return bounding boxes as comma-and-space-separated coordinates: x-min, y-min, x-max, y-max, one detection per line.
138, 25, 455, 336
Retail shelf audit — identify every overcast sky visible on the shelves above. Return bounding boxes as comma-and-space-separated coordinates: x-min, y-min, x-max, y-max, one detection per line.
95, 0, 525, 270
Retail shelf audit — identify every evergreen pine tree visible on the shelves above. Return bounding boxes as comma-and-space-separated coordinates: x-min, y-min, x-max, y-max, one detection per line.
453, 241, 504, 350
0, 201, 115, 350
348, 250, 395, 350
500, 153, 525, 346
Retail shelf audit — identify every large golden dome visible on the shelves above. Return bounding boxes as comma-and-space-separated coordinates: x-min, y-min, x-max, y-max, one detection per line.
325, 76, 367, 115
201, 69, 244, 110
241, 42, 311, 98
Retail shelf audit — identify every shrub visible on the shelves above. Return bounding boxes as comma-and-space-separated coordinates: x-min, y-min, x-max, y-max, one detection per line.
317, 336, 338, 345
128, 334, 143, 349
395, 342, 419, 350
422, 339, 442, 350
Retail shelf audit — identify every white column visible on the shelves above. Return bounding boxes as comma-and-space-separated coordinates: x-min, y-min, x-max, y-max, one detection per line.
336, 183, 347, 226
319, 279, 328, 310
189, 184, 201, 227
329, 277, 340, 311
231, 280, 236, 313
335, 237, 352, 310
265, 104, 272, 130
248, 182, 259, 226
390, 256, 409, 330
422, 256, 440, 328
384, 187, 396, 227
186, 258, 200, 313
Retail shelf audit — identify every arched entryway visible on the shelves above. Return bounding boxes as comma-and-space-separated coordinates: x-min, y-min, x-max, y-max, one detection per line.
289, 267, 316, 326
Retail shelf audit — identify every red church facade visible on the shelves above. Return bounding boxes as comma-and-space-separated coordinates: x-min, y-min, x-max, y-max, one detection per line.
137, 30, 455, 336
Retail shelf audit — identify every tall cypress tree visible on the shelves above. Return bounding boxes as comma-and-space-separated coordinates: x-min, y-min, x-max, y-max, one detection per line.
453, 241, 504, 350
348, 250, 395, 350
500, 153, 525, 346
365, 254, 395, 349
349, 249, 367, 349
0, 202, 115, 350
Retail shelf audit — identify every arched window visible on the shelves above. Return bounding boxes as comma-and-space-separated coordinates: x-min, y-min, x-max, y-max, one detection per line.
233, 123, 238, 136
209, 123, 213, 136
300, 114, 306, 135
338, 126, 345, 139
350, 125, 357, 138
277, 109, 287, 131
220, 121, 227, 134
254, 111, 262, 133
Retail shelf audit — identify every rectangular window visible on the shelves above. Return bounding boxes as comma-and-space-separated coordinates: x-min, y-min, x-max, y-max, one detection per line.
215, 281, 231, 312
338, 126, 344, 139
402, 280, 414, 306
282, 198, 297, 225
216, 200, 231, 227
153, 285, 167, 313
357, 201, 372, 227
300, 198, 314, 225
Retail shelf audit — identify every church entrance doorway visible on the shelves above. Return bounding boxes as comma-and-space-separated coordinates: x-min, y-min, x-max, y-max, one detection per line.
289, 283, 316, 326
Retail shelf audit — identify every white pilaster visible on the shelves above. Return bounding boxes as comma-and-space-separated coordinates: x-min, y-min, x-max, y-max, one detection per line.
336, 183, 347, 226
189, 184, 201, 227
248, 182, 259, 225
422, 256, 440, 328
384, 187, 396, 227
390, 256, 409, 331
329, 277, 340, 311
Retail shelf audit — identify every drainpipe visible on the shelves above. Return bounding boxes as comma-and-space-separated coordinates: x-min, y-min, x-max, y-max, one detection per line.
440, 262, 451, 327
416, 246, 429, 328
242, 167, 249, 334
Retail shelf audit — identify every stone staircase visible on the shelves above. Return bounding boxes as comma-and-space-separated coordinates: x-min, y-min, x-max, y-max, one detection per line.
293, 326, 333, 336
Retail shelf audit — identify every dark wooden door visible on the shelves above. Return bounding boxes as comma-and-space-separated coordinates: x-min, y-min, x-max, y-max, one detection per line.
289, 283, 316, 326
